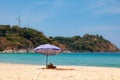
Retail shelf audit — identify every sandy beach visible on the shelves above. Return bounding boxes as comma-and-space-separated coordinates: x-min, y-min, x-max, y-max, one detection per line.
0, 63, 120, 80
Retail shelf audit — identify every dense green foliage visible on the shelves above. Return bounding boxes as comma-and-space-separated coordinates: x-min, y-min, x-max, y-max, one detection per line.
51, 34, 119, 52
0, 25, 52, 52
0, 25, 119, 52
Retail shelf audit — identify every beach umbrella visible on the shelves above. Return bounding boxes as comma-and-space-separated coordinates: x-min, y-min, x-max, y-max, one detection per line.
33, 44, 62, 67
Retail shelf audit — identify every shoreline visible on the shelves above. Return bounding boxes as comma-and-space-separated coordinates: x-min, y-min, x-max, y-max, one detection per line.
0, 63, 120, 80
1, 62, 120, 69
0, 50, 120, 53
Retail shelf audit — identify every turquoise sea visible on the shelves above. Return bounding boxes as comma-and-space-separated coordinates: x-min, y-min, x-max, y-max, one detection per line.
0, 52, 120, 68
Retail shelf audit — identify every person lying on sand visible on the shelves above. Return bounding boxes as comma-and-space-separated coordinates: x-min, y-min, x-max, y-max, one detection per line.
47, 63, 56, 69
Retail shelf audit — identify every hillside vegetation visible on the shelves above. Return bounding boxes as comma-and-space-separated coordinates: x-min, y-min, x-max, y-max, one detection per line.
0, 25, 119, 53
0, 25, 63, 52
50, 34, 119, 52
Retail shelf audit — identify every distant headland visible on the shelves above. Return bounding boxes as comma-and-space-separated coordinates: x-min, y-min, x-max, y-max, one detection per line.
0, 25, 119, 53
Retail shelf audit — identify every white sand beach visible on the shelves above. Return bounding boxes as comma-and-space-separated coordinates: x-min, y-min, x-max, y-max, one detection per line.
0, 63, 120, 80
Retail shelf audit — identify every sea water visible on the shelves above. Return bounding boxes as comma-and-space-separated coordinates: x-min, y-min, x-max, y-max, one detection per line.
0, 52, 120, 68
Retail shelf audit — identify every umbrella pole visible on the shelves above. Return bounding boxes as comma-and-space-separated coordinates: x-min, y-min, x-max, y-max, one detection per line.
46, 51, 48, 68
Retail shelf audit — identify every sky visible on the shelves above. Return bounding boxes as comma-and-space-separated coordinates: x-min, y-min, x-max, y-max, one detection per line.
0, 0, 120, 48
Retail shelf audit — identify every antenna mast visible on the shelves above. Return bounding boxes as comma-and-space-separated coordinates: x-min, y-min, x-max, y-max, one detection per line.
16, 15, 21, 27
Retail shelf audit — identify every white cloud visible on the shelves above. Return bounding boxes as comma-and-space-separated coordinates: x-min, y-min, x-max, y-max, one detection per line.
94, 7, 120, 15
35, 1, 50, 5
53, 0, 74, 7
34, 0, 73, 7
90, 0, 106, 9
90, 0, 120, 15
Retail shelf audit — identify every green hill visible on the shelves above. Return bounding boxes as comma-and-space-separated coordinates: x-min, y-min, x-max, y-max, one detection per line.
0, 25, 64, 53
0, 25, 119, 53
50, 34, 119, 52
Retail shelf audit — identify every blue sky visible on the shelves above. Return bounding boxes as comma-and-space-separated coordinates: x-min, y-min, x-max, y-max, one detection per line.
0, 0, 120, 48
